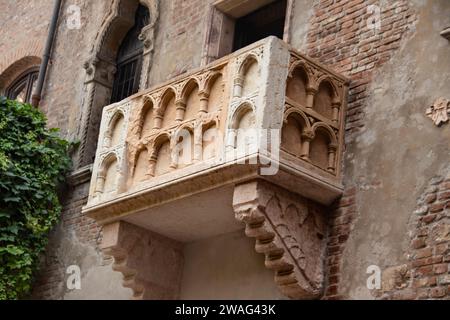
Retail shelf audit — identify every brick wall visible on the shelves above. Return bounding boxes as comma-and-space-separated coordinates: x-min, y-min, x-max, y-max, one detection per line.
32, 180, 102, 299
0, 0, 51, 75
305, 0, 418, 299
149, 0, 211, 84
306, 0, 416, 139
170, 0, 205, 38
380, 176, 450, 299
322, 187, 357, 299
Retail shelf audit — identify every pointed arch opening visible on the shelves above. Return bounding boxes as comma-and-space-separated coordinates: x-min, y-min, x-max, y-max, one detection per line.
281, 112, 307, 158
309, 127, 332, 170
77, 0, 159, 168
286, 66, 308, 106
111, 4, 150, 103
313, 80, 336, 120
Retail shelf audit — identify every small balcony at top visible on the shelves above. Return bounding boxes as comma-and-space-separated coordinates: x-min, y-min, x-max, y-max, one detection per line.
83, 36, 349, 240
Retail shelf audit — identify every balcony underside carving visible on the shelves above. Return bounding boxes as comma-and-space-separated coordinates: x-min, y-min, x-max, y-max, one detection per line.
233, 180, 327, 299
101, 221, 183, 300
100, 180, 326, 300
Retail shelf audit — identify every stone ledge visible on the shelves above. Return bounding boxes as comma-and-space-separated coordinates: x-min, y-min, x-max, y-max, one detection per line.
441, 27, 450, 41
66, 165, 93, 187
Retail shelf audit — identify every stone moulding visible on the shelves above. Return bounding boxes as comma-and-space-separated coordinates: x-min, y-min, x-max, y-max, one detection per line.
66, 165, 93, 187
77, 0, 160, 168
233, 180, 327, 299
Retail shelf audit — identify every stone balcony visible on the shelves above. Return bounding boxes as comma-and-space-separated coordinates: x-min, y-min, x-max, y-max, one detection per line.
83, 37, 349, 300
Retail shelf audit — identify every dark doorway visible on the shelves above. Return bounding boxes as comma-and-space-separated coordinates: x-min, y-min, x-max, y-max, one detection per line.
111, 4, 150, 103
233, 0, 287, 51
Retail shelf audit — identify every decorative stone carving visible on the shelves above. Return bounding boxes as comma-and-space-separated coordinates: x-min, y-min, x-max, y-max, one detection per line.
77, 0, 160, 168
101, 221, 184, 300
380, 264, 410, 293
426, 97, 449, 126
85, 36, 348, 240
76, 32, 353, 302
283, 53, 346, 176
233, 180, 327, 299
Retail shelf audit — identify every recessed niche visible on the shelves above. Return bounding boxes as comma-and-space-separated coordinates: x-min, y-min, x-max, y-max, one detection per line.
184, 82, 201, 120
203, 125, 218, 160
161, 90, 177, 128
140, 101, 154, 138
103, 157, 118, 193
110, 114, 125, 147
208, 75, 223, 114
313, 81, 334, 119
281, 115, 304, 157
175, 129, 195, 169
155, 140, 172, 176
236, 108, 256, 151
287, 67, 308, 106
309, 129, 330, 170
242, 59, 259, 97
133, 149, 149, 185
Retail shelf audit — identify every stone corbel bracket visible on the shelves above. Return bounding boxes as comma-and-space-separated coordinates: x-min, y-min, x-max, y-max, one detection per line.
233, 180, 327, 299
101, 221, 184, 300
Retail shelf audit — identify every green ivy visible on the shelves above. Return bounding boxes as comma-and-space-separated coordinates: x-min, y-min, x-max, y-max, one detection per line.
0, 97, 72, 300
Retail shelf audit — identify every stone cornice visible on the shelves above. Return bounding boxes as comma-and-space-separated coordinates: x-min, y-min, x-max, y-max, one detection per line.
441, 27, 450, 41
66, 165, 93, 187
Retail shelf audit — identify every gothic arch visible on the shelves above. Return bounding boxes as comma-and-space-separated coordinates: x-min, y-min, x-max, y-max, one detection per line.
77, 0, 160, 168
0, 56, 41, 93
230, 102, 256, 130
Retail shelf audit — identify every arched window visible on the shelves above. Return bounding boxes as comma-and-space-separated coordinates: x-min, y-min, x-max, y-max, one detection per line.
111, 4, 150, 103
6, 68, 39, 104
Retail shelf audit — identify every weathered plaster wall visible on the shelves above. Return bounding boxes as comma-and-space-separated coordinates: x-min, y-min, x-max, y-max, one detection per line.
40, 0, 111, 137
148, 0, 212, 85
340, 0, 450, 299
287, 0, 450, 299
179, 231, 286, 300
289, 0, 315, 51
32, 181, 132, 300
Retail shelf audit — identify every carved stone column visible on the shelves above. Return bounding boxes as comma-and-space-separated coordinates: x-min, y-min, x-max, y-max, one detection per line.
101, 221, 184, 300
147, 153, 157, 178
175, 99, 187, 123
327, 143, 338, 174
300, 129, 315, 162
331, 101, 341, 124
138, 1, 160, 89
232, 181, 327, 299
233, 76, 244, 98
77, 57, 116, 168
198, 90, 210, 114
305, 87, 317, 109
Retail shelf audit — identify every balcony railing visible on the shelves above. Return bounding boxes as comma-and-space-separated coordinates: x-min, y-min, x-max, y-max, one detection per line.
84, 37, 349, 222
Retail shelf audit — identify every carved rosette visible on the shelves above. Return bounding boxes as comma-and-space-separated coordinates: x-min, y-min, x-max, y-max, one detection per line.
426, 97, 449, 126
233, 181, 327, 299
